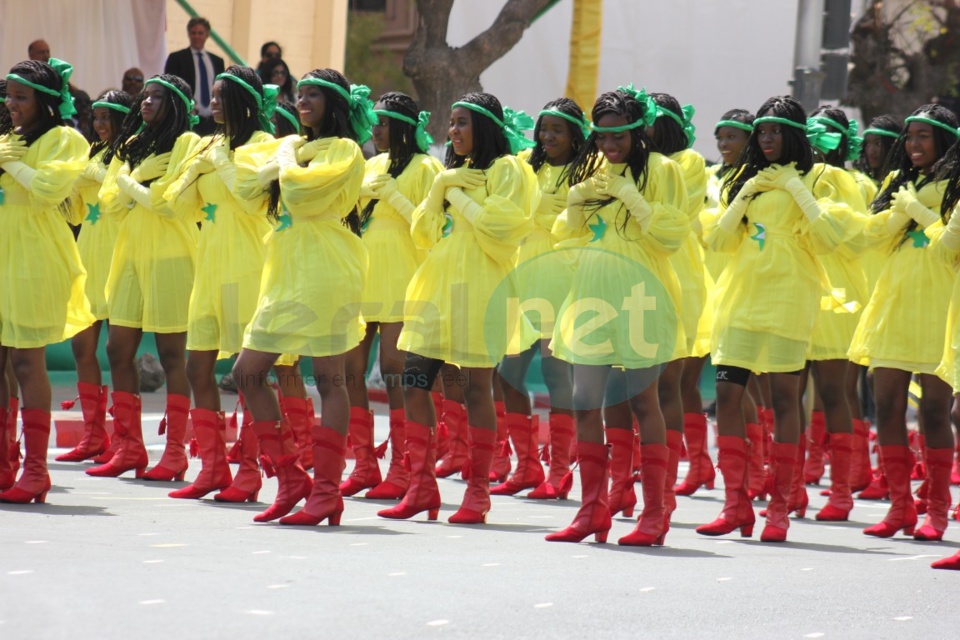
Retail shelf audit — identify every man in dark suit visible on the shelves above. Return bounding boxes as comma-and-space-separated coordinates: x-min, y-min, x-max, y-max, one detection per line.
164, 17, 224, 135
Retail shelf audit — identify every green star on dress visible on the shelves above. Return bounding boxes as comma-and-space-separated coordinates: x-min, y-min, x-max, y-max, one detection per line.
588, 215, 606, 242
750, 222, 766, 250
907, 229, 929, 248
201, 203, 217, 223
85, 202, 101, 225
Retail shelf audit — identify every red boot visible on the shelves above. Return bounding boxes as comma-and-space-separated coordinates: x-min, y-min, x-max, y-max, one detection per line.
619, 443, 669, 546
850, 419, 873, 492
803, 411, 827, 484
0, 406, 13, 490
378, 420, 441, 520
910, 432, 926, 481
545, 441, 611, 543
760, 442, 799, 542
932, 551, 960, 570
169, 409, 232, 499
7, 397, 21, 479
250, 419, 312, 522
56, 383, 110, 462
281, 395, 314, 471
663, 429, 683, 524
675, 413, 715, 495
491, 414, 545, 495
142, 394, 191, 481
339, 407, 382, 496
745, 422, 766, 500
86, 392, 148, 478
214, 419, 262, 503
280, 426, 347, 526
431, 392, 447, 460
0, 409, 52, 503
435, 400, 469, 478
858, 448, 890, 501
489, 401, 511, 482
528, 413, 574, 499
366, 408, 410, 499
449, 426, 497, 524
605, 427, 637, 517
816, 432, 853, 521
951, 441, 960, 486
787, 437, 809, 517
863, 445, 918, 538
696, 436, 755, 537
913, 447, 954, 541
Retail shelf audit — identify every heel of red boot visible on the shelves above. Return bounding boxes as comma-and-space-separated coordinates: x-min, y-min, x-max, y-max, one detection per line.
135, 466, 146, 478
740, 524, 754, 538
595, 529, 609, 543
427, 508, 439, 521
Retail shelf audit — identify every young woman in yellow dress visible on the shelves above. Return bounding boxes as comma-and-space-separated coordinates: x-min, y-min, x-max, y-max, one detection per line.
340, 92, 443, 500
545, 86, 688, 545
377, 91, 538, 524
849, 105, 959, 541
232, 68, 373, 526
493, 97, 588, 500
56, 90, 133, 464
86, 74, 204, 482
0, 78, 17, 490
0, 59, 94, 503
166, 66, 278, 500
697, 96, 862, 542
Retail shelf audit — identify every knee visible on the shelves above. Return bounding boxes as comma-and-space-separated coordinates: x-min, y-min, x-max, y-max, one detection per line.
817, 382, 844, 410
156, 345, 185, 372
185, 357, 209, 390
950, 400, 960, 428
105, 339, 133, 369
770, 393, 796, 420
920, 401, 950, 435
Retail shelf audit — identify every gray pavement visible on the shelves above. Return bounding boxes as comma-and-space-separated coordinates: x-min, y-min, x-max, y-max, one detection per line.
2, 388, 959, 639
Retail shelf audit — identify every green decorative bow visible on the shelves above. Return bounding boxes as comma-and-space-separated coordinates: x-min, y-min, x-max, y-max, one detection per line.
260, 84, 279, 135
806, 118, 843, 154
809, 116, 862, 161
47, 58, 77, 119
415, 111, 434, 153
616, 84, 657, 129
346, 84, 378, 146
501, 107, 536, 154
656, 103, 696, 148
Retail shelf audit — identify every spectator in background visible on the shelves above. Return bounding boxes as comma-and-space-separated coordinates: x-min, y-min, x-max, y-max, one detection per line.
70, 88, 95, 142
261, 57, 296, 104
163, 16, 224, 135
28, 39, 51, 62
122, 67, 145, 96
256, 41, 282, 81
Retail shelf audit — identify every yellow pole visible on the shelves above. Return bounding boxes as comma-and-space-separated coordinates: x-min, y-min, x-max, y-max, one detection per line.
564, 0, 602, 111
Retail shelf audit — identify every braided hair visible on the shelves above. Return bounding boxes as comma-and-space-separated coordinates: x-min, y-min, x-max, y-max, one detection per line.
809, 105, 852, 168
273, 99, 299, 137
528, 97, 587, 181
5, 60, 65, 145
359, 91, 422, 231
299, 68, 354, 142
648, 92, 688, 156
714, 108, 755, 180
722, 95, 814, 206
855, 114, 902, 182
89, 90, 133, 158
216, 65, 266, 150
444, 92, 510, 170
0, 79, 12, 135
110, 74, 193, 169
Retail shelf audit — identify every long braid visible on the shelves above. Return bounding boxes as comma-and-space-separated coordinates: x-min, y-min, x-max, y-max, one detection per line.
444, 92, 510, 170
113, 74, 193, 171
528, 96, 587, 182
648, 92, 688, 156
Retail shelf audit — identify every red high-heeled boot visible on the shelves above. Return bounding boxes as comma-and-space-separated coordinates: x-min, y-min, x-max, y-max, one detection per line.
787, 437, 809, 517
528, 413, 574, 499
489, 401, 511, 482
605, 427, 637, 517
863, 445, 918, 538
449, 426, 497, 523
250, 419, 313, 522
619, 444, 669, 546
951, 441, 960, 486
169, 409, 233, 499
339, 407, 382, 496
545, 441, 611, 543
909, 432, 926, 481
803, 411, 827, 484
745, 422, 766, 500
850, 419, 873, 492
0, 406, 13, 491
816, 432, 853, 521
431, 392, 448, 460
931, 551, 960, 570
435, 400, 469, 478
491, 414, 544, 495
760, 441, 799, 542
675, 412, 715, 495
0, 409, 52, 504
280, 425, 347, 526
858, 462, 890, 500
280, 395, 314, 471
913, 447, 954, 541
663, 429, 683, 525
56, 383, 110, 462
142, 394, 191, 481
214, 418, 262, 502
7, 397, 21, 479
86, 392, 148, 478
366, 408, 410, 499
696, 436, 755, 537
378, 420, 441, 521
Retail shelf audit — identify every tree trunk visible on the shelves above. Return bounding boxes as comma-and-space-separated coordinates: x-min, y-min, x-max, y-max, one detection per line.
404, 0, 555, 142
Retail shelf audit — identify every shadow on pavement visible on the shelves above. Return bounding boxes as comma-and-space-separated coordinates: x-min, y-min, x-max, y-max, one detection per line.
0, 503, 113, 516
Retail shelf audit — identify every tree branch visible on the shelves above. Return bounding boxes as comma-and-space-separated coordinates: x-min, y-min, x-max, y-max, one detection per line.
462, 0, 554, 69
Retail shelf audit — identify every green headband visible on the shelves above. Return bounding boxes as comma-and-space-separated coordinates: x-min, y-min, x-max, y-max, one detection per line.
216, 72, 278, 134
91, 101, 131, 115
590, 84, 657, 133
373, 108, 434, 153
145, 77, 199, 128
451, 101, 535, 154
862, 128, 900, 139
753, 115, 806, 130
275, 106, 300, 133
904, 115, 960, 139
655, 103, 696, 147
296, 77, 377, 145
715, 119, 754, 133
538, 108, 591, 139
6, 57, 76, 119
808, 116, 862, 161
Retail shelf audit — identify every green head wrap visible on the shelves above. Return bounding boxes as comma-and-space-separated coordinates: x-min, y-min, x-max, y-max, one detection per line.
145, 77, 199, 128
373, 108, 434, 153
591, 84, 657, 133
215, 72, 278, 134
296, 77, 378, 145
808, 116, 862, 161
655, 103, 696, 147
451, 100, 535, 154
537, 108, 591, 139
715, 119, 754, 133
6, 57, 76, 119
862, 127, 900, 139
91, 101, 131, 115
904, 114, 960, 139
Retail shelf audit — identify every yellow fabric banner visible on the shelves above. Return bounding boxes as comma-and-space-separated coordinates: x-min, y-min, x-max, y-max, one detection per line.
565, 0, 602, 112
